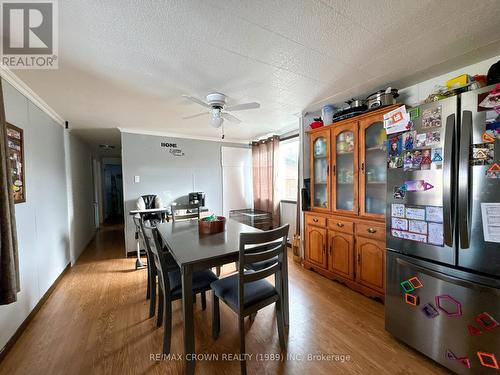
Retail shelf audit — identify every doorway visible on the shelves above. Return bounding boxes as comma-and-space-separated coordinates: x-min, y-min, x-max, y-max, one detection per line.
102, 159, 124, 223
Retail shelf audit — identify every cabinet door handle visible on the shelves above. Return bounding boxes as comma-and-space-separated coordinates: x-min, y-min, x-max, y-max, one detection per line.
357, 253, 361, 264
361, 162, 365, 173
313, 218, 318, 223
333, 165, 336, 176
336, 222, 344, 227
329, 240, 332, 256
367, 227, 377, 233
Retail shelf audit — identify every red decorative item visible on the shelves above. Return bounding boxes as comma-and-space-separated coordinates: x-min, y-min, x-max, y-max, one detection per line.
310, 120, 324, 130
408, 276, 423, 289
467, 325, 482, 336
457, 357, 471, 369
475, 312, 499, 331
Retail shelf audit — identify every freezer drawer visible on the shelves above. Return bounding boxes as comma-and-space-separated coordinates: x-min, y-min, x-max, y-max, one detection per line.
385, 251, 500, 374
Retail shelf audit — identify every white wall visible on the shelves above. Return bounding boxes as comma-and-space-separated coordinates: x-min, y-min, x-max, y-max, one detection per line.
121, 131, 248, 254
65, 132, 96, 264
0, 80, 95, 352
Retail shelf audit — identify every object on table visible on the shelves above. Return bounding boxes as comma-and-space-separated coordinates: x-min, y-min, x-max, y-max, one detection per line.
189, 192, 206, 207
198, 215, 226, 234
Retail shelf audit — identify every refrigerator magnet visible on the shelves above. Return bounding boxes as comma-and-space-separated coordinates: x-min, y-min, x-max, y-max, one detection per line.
388, 135, 402, 157
402, 131, 416, 150
391, 203, 405, 218
475, 312, 499, 331
415, 133, 427, 148
421, 303, 439, 319
405, 206, 426, 220
392, 217, 408, 230
482, 132, 495, 143
408, 107, 420, 120
486, 163, 500, 179
422, 106, 442, 129
393, 186, 406, 199
387, 156, 403, 169
480, 203, 500, 242
408, 220, 428, 234
425, 206, 443, 223
431, 148, 443, 169
425, 131, 441, 146
428, 223, 444, 246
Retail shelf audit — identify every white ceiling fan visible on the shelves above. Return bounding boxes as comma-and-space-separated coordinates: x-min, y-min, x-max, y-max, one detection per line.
182, 92, 260, 128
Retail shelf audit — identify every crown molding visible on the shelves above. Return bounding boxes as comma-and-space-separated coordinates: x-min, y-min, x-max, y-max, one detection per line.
118, 127, 250, 144
0, 66, 64, 126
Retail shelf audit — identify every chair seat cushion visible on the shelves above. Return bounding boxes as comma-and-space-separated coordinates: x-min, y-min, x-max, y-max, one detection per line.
168, 269, 218, 299
244, 256, 278, 271
210, 273, 277, 311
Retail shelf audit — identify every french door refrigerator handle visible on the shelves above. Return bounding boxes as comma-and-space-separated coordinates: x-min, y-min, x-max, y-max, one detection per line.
443, 113, 455, 247
459, 110, 472, 249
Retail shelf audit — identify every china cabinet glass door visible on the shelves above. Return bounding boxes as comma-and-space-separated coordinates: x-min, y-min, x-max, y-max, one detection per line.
311, 130, 330, 210
332, 123, 357, 214
360, 119, 386, 218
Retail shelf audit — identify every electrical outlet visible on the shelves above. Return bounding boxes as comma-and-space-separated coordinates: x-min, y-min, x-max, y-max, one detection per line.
134, 176, 140, 183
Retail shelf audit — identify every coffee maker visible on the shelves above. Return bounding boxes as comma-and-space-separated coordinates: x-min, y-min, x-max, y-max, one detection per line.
188, 192, 205, 207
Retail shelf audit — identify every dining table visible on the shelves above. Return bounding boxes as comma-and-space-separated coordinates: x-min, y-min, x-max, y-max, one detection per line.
156, 218, 290, 375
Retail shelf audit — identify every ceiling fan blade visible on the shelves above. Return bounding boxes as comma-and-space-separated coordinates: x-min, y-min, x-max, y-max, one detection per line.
182, 112, 209, 120
221, 112, 241, 124
182, 95, 210, 108
225, 102, 260, 112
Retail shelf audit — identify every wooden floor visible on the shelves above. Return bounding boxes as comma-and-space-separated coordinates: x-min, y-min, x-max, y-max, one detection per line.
0, 223, 448, 375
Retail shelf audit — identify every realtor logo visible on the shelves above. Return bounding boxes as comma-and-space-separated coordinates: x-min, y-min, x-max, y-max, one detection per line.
1, 0, 58, 69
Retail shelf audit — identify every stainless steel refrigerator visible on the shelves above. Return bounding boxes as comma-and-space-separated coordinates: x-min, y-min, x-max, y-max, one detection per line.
385, 84, 500, 374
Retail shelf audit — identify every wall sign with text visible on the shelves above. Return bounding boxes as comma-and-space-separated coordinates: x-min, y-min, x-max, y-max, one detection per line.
160, 141, 185, 157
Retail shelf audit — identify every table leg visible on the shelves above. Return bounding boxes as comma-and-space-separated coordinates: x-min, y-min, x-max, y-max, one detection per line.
181, 264, 195, 375
282, 249, 290, 327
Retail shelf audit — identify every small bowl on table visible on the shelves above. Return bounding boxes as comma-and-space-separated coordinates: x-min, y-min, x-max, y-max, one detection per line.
198, 216, 226, 235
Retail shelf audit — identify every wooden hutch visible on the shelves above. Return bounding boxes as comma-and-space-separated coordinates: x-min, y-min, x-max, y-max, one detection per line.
304, 105, 398, 300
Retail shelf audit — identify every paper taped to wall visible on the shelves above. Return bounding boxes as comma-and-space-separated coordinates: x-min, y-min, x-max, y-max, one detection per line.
481, 203, 500, 243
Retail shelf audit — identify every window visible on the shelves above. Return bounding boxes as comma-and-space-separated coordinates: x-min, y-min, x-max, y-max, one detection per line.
278, 136, 299, 202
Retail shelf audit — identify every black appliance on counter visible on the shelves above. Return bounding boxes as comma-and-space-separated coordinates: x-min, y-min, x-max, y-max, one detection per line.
188, 192, 205, 207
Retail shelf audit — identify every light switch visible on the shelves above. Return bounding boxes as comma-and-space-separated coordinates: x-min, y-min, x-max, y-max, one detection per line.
134, 176, 140, 183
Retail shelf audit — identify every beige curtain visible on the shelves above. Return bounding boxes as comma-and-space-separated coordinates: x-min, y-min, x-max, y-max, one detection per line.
252, 135, 280, 228
0, 79, 20, 305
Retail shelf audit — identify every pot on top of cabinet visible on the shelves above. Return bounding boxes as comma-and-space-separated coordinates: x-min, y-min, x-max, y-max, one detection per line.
366, 87, 399, 110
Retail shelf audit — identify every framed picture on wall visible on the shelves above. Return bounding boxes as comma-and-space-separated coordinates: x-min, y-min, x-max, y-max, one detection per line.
6, 123, 25, 203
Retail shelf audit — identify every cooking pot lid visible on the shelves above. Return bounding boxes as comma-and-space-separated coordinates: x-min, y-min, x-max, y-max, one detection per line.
366, 89, 399, 99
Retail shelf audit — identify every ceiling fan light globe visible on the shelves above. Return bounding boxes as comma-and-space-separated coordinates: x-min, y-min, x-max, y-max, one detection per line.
210, 116, 223, 128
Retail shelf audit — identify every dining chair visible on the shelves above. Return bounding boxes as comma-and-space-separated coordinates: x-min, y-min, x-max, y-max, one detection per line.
132, 215, 157, 318
171, 203, 201, 221
210, 224, 289, 374
142, 224, 218, 354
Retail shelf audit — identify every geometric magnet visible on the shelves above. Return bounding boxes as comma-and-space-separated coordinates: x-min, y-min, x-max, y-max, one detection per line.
446, 349, 457, 361
477, 352, 499, 369
475, 312, 499, 331
468, 324, 482, 336
421, 302, 440, 319
482, 132, 495, 143
432, 152, 443, 162
487, 163, 500, 173
409, 276, 423, 289
405, 293, 419, 306
401, 280, 414, 293
457, 357, 471, 369
435, 294, 462, 317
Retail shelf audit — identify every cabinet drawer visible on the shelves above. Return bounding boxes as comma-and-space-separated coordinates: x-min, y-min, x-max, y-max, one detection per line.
356, 223, 385, 241
327, 218, 354, 234
306, 214, 326, 227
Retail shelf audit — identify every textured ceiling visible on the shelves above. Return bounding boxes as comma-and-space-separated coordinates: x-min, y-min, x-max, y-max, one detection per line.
13, 0, 500, 143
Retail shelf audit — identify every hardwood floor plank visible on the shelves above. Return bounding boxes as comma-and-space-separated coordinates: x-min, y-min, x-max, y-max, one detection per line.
0, 223, 448, 374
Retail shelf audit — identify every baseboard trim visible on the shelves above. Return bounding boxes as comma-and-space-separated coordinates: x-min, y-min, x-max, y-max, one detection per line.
0, 262, 71, 363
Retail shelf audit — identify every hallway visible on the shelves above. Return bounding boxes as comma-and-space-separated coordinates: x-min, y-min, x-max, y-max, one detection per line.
0, 224, 446, 374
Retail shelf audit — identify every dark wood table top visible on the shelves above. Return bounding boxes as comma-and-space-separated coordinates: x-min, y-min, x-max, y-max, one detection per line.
156, 218, 260, 266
